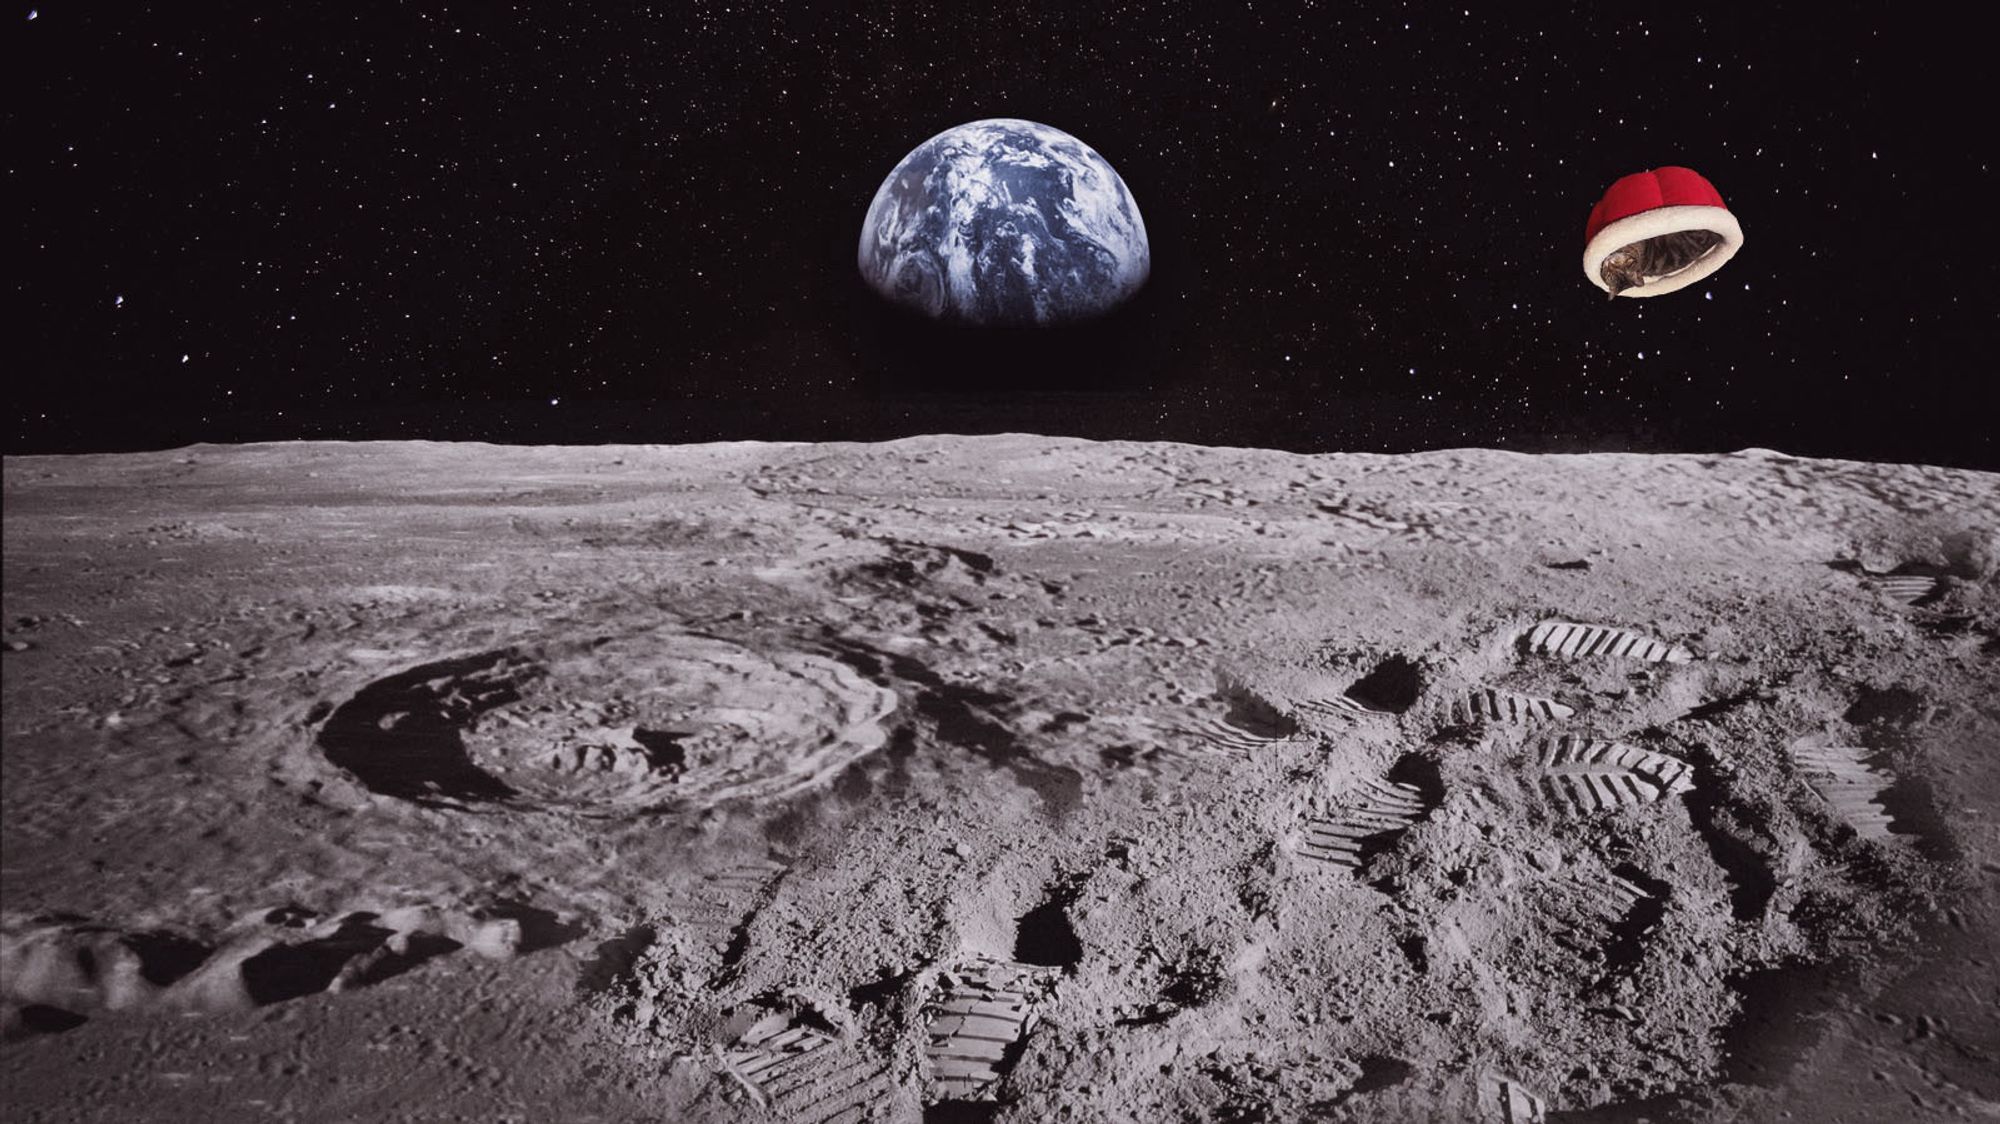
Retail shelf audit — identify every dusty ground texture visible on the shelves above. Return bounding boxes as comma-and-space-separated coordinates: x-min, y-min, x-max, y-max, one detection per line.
2, 435, 1996, 1123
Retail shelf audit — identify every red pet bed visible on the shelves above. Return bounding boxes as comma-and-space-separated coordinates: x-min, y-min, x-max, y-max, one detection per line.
1583, 166, 1744, 298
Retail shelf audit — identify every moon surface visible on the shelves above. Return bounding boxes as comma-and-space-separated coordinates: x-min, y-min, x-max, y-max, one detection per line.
3, 436, 1996, 1122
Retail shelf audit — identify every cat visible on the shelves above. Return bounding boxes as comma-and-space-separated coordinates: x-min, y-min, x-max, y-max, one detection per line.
1600, 228, 1725, 299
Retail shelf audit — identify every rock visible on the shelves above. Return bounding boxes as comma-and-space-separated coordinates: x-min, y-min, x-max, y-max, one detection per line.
462, 918, 523, 961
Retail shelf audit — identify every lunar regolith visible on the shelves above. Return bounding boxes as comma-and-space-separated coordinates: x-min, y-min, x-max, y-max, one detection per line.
3, 436, 1996, 1122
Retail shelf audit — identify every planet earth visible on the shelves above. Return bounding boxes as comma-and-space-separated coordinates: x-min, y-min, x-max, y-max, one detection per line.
858, 118, 1150, 326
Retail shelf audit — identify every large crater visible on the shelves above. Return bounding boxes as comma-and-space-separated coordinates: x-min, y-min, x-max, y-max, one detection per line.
318, 632, 899, 816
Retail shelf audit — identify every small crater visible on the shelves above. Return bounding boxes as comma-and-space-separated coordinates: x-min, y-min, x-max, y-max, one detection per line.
7, 1005, 88, 1039
1121, 946, 1226, 1025
265, 905, 315, 928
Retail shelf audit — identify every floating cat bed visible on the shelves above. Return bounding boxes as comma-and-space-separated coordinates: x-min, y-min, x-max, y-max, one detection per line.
1583, 166, 1743, 298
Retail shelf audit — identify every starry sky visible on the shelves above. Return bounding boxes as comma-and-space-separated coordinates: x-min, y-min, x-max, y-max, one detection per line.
15, 4, 1994, 466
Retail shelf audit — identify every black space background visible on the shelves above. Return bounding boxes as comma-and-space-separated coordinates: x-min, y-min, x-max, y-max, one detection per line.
13, 4, 1996, 467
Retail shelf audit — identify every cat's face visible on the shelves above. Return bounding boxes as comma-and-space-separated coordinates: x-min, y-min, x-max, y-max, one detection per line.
1600, 246, 1647, 298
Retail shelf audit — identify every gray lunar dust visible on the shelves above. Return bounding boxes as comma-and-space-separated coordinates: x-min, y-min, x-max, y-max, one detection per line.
3, 436, 1997, 1123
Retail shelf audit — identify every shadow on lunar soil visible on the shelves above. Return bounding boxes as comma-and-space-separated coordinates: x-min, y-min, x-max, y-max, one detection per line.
318, 649, 532, 807
827, 640, 1085, 818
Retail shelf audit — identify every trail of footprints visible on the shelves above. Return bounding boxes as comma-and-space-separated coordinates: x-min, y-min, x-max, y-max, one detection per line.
1550, 870, 1658, 955
1159, 713, 1296, 769
1790, 743, 1903, 841
1575, 871, 1655, 928
1295, 778, 1431, 869
682, 604, 1918, 1118
1229, 611, 1905, 1116
1290, 618, 1702, 878
1535, 735, 1696, 814
710, 952, 1051, 1116
722, 1016, 891, 1124
923, 955, 1050, 1103
1262, 606, 1920, 1124
656, 610, 1907, 1119
1525, 620, 1694, 664
1292, 692, 1393, 722
1869, 573, 1945, 605
1446, 688, 1574, 726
